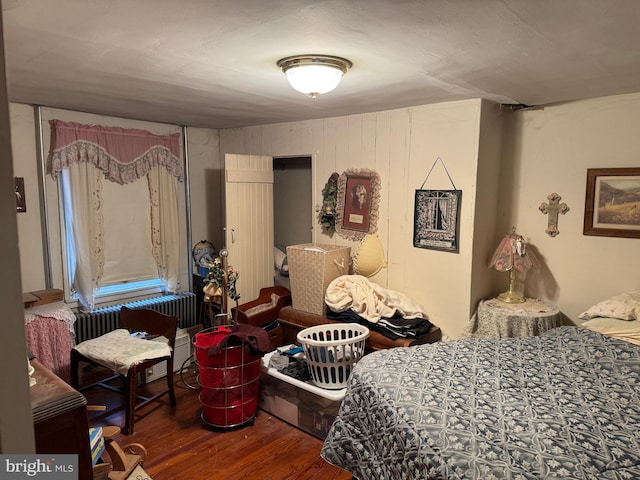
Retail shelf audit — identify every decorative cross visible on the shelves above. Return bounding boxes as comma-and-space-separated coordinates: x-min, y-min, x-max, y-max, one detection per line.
539, 193, 569, 237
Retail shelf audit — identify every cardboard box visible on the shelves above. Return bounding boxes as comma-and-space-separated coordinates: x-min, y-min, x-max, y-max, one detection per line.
144, 328, 191, 383
259, 353, 344, 440
286, 243, 350, 315
24, 289, 64, 307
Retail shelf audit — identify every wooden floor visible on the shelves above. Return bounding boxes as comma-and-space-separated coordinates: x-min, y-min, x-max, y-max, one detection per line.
83, 368, 352, 480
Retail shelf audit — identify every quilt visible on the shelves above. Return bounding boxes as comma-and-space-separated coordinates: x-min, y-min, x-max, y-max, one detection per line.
321, 327, 640, 479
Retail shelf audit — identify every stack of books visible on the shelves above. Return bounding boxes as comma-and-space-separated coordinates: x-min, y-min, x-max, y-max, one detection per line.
89, 427, 105, 465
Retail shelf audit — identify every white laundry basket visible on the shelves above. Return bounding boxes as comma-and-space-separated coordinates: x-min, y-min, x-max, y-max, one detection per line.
297, 324, 370, 389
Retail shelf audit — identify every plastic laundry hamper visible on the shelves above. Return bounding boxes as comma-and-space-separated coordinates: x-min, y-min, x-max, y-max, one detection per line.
193, 327, 261, 429
297, 324, 370, 389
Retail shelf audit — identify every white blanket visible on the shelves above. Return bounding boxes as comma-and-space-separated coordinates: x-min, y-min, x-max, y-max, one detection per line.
325, 275, 428, 323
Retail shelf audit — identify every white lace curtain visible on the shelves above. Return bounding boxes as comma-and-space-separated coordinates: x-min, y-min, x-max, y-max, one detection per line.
426, 196, 449, 232
50, 120, 183, 310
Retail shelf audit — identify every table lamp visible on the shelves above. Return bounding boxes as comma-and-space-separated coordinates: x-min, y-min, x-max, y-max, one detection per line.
488, 229, 539, 303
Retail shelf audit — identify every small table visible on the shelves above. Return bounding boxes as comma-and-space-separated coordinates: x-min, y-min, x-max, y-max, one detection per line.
463, 297, 562, 339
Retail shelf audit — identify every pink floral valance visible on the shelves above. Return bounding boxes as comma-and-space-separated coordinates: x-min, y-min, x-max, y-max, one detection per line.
49, 120, 183, 184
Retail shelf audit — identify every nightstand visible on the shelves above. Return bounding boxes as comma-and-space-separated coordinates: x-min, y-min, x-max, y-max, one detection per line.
463, 297, 562, 339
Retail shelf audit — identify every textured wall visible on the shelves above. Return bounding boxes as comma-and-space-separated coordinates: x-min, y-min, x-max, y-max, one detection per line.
219, 100, 496, 338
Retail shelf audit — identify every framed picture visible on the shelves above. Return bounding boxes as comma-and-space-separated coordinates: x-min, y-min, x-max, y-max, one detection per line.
413, 189, 462, 252
15, 177, 26, 213
584, 167, 640, 238
336, 168, 381, 241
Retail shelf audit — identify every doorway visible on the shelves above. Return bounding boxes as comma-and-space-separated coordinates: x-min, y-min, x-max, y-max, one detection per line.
273, 156, 312, 252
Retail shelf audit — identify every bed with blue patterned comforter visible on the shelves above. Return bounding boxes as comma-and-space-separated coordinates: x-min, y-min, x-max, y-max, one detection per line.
321, 326, 640, 479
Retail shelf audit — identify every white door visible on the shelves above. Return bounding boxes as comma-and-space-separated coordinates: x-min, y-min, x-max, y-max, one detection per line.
224, 154, 274, 307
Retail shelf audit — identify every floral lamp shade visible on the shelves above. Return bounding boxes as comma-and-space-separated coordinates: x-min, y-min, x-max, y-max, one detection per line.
488, 229, 539, 303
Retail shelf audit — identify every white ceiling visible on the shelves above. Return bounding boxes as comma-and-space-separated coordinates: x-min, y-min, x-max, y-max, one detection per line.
2, 0, 640, 129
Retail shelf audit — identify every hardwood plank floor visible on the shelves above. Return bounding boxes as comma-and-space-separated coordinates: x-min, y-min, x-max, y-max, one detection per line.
83, 369, 352, 480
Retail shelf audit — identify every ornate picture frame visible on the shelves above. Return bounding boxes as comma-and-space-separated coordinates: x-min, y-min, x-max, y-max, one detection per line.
336, 168, 381, 241
584, 167, 640, 238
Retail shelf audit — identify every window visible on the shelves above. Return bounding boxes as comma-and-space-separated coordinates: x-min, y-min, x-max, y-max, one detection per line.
60, 169, 163, 305
50, 120, 183, 310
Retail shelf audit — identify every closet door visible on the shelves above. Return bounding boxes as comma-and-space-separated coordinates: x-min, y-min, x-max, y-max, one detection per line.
224, 154, 274, 306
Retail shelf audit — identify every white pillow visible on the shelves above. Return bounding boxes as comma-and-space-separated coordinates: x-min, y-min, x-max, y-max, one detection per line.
578, 290, 640, 321
581, 317, 640, 346
273, 247, 289, 275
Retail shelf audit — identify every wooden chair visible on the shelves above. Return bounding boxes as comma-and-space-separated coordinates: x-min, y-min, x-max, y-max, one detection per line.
71, 306, 178, 435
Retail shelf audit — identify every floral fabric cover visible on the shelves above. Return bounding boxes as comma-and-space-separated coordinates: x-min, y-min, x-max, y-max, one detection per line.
321, 327, 640, 480
73, 329, 171, 375
24, 302, 77, 382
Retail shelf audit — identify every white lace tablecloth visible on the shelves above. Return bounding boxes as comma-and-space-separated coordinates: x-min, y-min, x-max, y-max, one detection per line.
24, 301, 76, 333
462, 297, 563, 338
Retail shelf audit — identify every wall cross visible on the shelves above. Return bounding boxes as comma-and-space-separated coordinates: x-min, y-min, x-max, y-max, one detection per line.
539, 192, 569, 237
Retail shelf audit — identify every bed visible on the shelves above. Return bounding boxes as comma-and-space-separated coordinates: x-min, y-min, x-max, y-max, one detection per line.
321, 326, 640, 479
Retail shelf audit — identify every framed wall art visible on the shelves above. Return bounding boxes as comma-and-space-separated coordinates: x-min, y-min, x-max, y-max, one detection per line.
413, 157, 462, 252
335, 168, 381, 241
583, 167, 640, 238
413, 189, 462, 252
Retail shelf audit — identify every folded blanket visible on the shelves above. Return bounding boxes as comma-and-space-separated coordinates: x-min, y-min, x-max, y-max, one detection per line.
325, 274, 428, 323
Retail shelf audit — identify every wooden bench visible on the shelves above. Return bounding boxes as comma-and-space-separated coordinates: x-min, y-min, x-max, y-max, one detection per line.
277, 305, 441, 351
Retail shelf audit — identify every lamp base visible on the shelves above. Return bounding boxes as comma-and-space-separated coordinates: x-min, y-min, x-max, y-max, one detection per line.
497, 290, 525, 304
496, 266, 526, 304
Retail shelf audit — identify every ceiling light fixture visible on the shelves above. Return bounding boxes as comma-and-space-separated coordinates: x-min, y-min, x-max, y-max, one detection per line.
277, 55, 352, 98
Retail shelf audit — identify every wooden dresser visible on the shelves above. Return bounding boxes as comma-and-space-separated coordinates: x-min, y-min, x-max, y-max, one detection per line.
30, 359, 93, 480
278, 305, 441, 351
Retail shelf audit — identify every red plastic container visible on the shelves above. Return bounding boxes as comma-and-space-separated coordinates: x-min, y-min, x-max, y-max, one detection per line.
194, 328, 261, 428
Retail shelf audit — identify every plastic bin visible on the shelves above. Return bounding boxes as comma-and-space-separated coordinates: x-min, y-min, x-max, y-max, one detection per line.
194, 327, 261, 428
296, 324, 369, 389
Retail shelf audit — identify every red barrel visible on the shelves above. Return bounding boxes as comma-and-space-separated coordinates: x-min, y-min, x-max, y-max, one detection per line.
194, 328, 261, 428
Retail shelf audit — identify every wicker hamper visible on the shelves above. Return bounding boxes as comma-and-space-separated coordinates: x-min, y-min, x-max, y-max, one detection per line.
286, 243, 350, 315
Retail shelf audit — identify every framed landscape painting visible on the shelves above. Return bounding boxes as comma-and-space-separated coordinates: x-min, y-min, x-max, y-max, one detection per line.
583, 167, 640, 238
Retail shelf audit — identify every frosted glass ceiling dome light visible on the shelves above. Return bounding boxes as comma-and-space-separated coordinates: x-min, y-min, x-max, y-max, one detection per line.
277, 55, 352, 98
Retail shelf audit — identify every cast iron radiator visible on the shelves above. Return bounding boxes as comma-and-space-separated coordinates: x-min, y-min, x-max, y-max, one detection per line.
74, 292, 197, 343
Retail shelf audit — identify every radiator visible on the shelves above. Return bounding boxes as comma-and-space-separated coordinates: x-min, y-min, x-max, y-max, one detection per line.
74, 292, 197, 343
